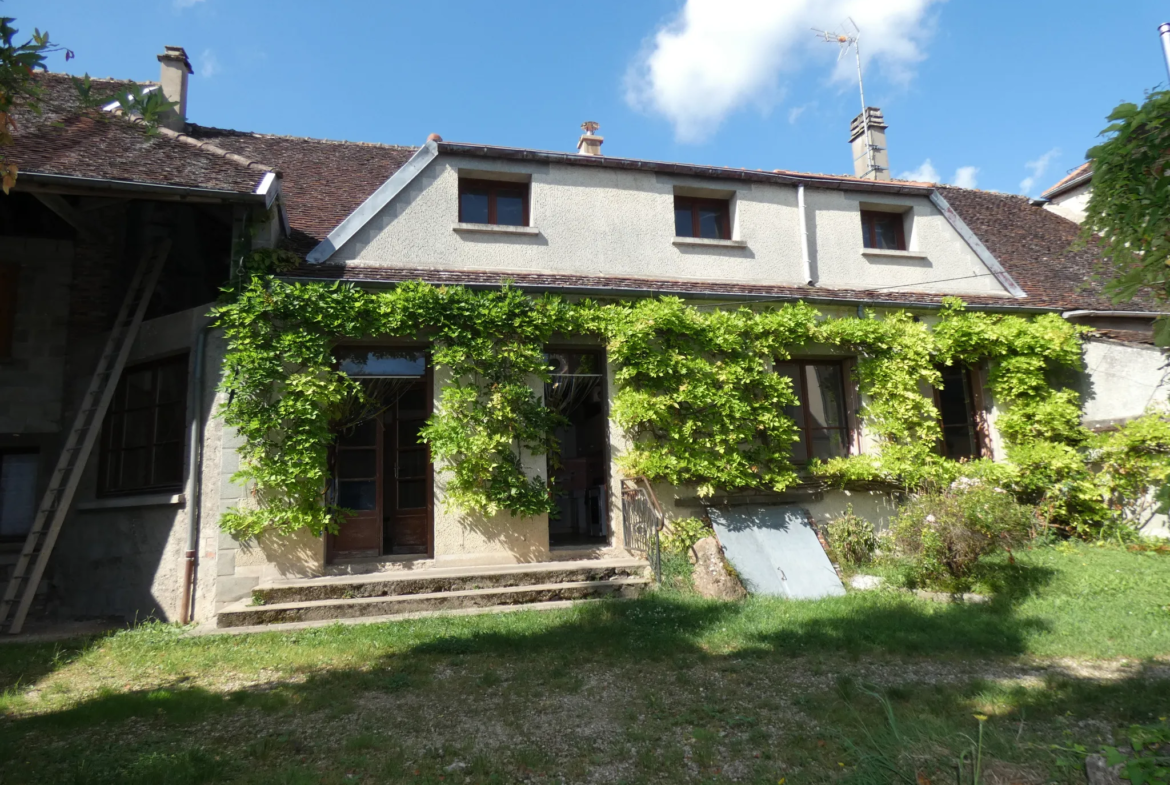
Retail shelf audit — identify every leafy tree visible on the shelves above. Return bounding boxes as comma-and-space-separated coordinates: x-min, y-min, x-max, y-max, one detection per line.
1084, 89, 1170, 344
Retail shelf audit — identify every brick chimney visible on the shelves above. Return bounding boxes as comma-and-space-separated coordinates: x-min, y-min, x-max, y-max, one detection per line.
848, 107, 890, 180
577, 121, 603, 156
156, 45, 193, 131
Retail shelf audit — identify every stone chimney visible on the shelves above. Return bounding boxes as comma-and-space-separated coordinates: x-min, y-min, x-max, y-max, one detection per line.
577, 121, 604, 156
156, 45, 193, 131
848, 107, 890, 180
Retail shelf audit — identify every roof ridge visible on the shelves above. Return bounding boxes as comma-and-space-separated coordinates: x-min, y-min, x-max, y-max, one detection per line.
187, 123, 418, 151
39, 70, 156, 86
106, 111, 276, 175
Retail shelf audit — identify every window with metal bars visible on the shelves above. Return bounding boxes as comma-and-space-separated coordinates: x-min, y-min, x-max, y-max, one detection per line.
98, 355, 188, 495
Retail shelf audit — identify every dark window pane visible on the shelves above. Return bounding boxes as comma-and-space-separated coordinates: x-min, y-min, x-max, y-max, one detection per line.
124, 369, 154, 408
495, 190, 525, 226
0, 453, 38, 538
943, 426, 977, 460
123, 409, 154, 448
339, 480, 377, 511
339, 419, 377, 447
789, 427, 808, 464
397, 480, 426, 509
937, 366, 973, 427
775, 363, 804, 417
863, 212, 904, 250
153, 444, 183, 486
675, 205, 693, 237
156, 361, 187, 403
809, 429, 847, 460
397, 386, 427, 414
697, 206, 725, 239
399, 419, 424, 446
398, 449, 426, 478
155, 403, 185, 442
120, 448, 149, 489
460, 189, 489, 224
806, 364, 845, 428
339, 449, 377, 479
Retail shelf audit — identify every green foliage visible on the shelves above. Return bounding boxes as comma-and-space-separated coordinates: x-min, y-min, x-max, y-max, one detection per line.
0, 17, 69, 191
826, 505, 877, 567
215, 269, 1164, 541
1103, 721, 1170, 785
1091, 413, 1170, 529
1084, 90, 1170, 341
892, 479, 1034, 590
660, 516, 713, 556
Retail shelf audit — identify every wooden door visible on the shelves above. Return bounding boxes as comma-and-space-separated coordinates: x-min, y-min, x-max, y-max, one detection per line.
329, 417, 383, 558
383, 379, 433, 555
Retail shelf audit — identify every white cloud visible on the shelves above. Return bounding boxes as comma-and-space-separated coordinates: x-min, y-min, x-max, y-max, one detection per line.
899, 158, 940, 183
625, 0, 943, 143
200, 49, 220, 78
953, 165, 978, 189
1019, 148, 1060, 195
173, 0, 206, 8
787, 103, 810, 124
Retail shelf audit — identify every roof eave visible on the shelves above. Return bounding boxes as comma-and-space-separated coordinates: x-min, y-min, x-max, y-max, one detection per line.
16, 171, 270, 203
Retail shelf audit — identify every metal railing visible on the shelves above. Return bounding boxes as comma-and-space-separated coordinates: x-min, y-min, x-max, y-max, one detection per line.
620, 477, 664, 582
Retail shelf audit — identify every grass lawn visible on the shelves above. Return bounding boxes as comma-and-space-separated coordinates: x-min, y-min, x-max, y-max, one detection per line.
0, 541, 1167, 784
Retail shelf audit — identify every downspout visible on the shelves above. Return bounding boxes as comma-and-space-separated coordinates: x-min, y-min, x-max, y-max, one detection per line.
179, 325, 211, 625
797, 184, 814, 285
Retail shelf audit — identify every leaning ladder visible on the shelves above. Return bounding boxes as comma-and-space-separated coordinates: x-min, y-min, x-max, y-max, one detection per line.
0, 239, 171, 635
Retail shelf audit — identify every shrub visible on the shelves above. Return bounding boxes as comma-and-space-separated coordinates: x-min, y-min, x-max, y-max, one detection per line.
660, 516, 713, 556
892, 478, 1034, 589
826, 505, 877, 567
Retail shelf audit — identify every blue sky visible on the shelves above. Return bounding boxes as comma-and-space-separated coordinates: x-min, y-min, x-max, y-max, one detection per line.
15, 0, 1169, 196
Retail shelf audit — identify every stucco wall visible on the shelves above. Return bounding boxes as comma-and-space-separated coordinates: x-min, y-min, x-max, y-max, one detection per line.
324, 154, 1010, 299
1043, 183, 1090, 225
1079, 338, 1170, 426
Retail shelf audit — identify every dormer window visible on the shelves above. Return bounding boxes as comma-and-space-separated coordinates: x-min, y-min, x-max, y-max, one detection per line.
675, 196, 730, 240
459, 178, 529, 227
860, 209, 906, 251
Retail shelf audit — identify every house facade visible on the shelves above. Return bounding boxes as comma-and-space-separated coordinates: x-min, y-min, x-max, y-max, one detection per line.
1, 48, 1166, 630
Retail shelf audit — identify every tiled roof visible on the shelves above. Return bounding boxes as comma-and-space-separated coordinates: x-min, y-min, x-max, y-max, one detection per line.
1042, 162, 1092, 199
184, 124, 418, 251
12, 73, 267, 195
935, 185, 1157, 313
1089, 328, 1156, 345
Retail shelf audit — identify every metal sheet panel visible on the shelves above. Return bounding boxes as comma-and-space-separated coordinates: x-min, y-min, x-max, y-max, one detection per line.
708, 505, 845, 600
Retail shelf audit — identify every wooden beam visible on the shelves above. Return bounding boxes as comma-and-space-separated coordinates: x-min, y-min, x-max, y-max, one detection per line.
31, 192, 108, 244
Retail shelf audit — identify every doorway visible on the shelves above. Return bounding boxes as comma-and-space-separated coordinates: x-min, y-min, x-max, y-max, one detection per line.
329, 349, 433, 561
545, 348, 608, 548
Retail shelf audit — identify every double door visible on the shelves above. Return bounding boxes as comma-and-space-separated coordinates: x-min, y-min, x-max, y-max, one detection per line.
329, 380, 433, 559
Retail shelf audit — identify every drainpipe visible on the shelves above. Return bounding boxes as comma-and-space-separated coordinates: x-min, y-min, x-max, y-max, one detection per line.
179, 324, 211, 625
797, 185, 814, 285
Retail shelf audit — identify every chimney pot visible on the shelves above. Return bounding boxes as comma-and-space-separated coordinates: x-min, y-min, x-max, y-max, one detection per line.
427, 133, 443, 142
577, 120, 603, 156
848, 107, 890, 180
156, 45, 193, 132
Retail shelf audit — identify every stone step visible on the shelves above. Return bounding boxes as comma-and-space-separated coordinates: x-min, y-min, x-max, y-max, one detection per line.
253, 558, 650, 605
217, 577, 649, 628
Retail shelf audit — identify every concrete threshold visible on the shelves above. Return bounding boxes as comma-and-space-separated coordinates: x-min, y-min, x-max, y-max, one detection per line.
191, 597, 605, 637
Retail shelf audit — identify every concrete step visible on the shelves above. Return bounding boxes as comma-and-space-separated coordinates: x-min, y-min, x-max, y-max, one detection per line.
217, 577, 649, 628
253, 557, 650, 605
195, 598, 603, 637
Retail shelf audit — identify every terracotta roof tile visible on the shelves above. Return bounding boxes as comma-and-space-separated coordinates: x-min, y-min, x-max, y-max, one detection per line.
184, 124, 418, 249
13, 73, 266, 194
1042, 161, 1092, 198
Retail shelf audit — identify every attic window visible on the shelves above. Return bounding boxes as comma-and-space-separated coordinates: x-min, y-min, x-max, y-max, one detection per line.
675, 196, 730, 240
458, 178, 529, 227
860, 210, 906, 251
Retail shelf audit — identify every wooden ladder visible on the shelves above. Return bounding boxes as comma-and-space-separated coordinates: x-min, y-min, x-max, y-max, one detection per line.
0, 239, 171, 634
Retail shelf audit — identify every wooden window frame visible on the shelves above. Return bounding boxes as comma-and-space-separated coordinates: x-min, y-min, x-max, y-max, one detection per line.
458, 178, 530, 226
860, 209, 907, 251
674, 196, 731, 240
98, 354, 189, 497
933, 363, 986, 460
777, 358, 852, 464
0, 261, 18, 359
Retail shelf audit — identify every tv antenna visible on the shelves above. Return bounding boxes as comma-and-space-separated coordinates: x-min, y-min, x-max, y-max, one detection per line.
813, 18, 879, 178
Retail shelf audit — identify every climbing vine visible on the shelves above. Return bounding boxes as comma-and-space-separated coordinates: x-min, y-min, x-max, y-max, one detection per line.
213, 274, 1161, 541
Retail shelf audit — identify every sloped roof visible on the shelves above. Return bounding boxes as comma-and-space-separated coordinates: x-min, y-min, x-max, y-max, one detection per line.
1042, 161, 1092, 199
12, 73, 269, 196
185, 124, 417, 250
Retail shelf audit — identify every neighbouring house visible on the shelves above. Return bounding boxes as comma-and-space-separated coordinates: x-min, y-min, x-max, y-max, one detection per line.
1042, 162, 1093, 225
1, 48, 1166, 631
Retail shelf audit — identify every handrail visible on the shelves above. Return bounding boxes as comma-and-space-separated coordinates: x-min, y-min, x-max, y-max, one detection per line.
620, 476, 664, 582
